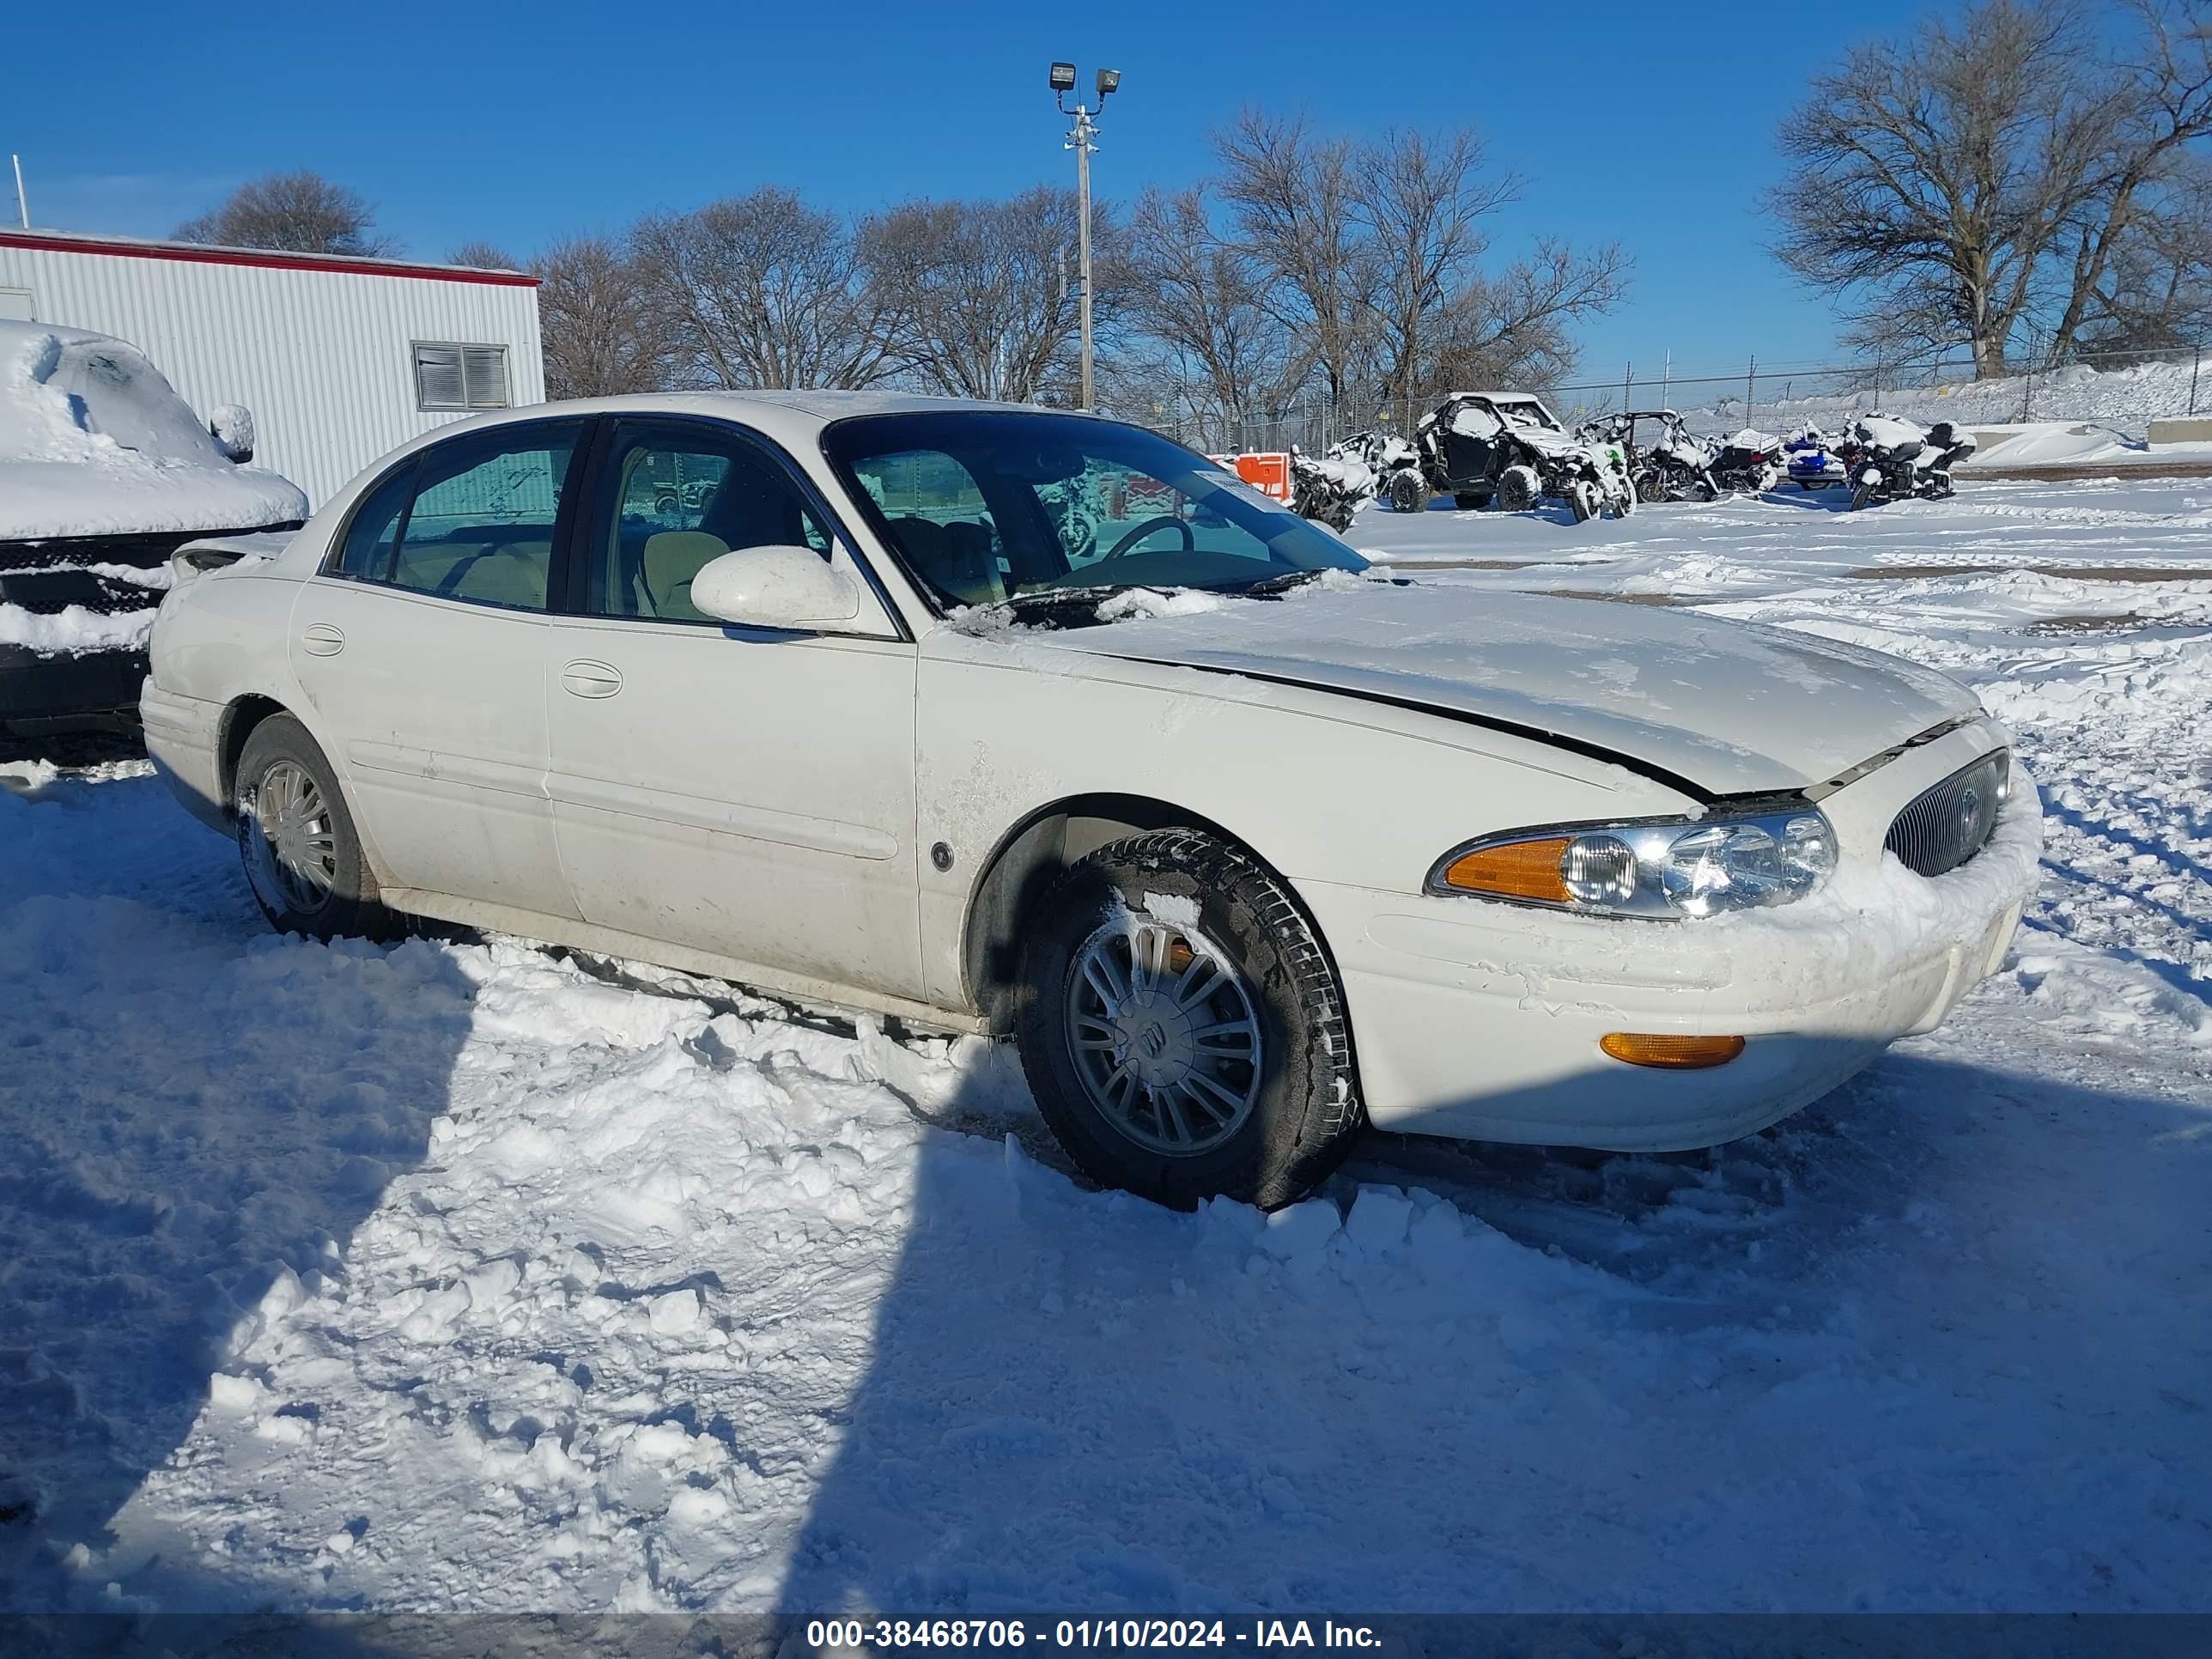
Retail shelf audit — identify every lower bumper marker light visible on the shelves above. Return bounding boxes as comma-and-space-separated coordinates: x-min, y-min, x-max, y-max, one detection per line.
1600, 1032, 1747, 1069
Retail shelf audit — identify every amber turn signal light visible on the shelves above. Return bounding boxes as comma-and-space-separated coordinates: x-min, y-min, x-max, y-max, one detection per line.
1600, 1032, 1747, 1069
1440, 836, 1571, 902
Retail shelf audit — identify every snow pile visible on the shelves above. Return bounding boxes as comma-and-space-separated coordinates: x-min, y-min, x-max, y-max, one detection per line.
0, 601, 159, 654
0, 320, 307, 541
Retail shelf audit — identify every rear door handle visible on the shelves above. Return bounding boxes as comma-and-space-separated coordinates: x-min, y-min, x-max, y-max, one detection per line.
561, 659, 623, 699
301, 623, 345, 657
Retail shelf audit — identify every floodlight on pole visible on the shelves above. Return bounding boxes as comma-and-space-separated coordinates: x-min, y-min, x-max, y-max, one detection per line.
1051, 63, 1120, 411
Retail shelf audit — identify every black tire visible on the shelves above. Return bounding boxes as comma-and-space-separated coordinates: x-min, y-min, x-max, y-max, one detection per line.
1850, 479, 1876, 512
1012, 830, 1363, 1211
1568, 480, 1597, 523
1389, 471, 1427, 514
1497, 465, 1540, 513
234, 713, 398, 941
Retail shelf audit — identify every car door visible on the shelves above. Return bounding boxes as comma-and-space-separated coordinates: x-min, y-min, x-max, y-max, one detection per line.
289, 416, 586, 919
542, 416, 924, 1001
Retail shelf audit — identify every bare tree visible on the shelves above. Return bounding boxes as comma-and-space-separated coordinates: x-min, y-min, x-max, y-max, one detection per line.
1120, 185, 1311, 445
447, 241, 521, 270
1769, 0, 2212, 376
1353, 127, 1519, 431
532, 235, 670, 400
2046, 0, 2212, 356
1424, 241, 1632, 392
1213, 112, 1379, 419
2079, 155, 2212, 349
633, 187, 904, 391
175, 173, 398, 256
866, 187, 1091, 403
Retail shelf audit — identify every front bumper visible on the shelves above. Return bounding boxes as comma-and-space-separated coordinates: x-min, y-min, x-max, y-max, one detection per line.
0, 643, 149, 733
1305, 723, 2040, 1151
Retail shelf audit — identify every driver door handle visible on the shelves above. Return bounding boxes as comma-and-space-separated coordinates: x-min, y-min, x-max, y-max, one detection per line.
561, 659, 623, 699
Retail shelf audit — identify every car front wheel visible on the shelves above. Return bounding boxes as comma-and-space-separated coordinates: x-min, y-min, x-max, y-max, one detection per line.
234, 713, 397, 940
1014, 830, 1364, 1210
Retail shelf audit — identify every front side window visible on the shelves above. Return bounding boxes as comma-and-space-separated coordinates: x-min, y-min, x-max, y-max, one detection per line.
346, 421, 581, 610
822, 411, 1365, 611
585, 422, 835, 623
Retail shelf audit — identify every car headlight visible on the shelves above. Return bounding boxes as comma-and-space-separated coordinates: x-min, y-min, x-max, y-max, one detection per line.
1429, 808, 1838, 919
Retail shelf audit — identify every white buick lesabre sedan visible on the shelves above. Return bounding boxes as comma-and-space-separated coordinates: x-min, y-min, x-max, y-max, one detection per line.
142, 393, 2041, 1208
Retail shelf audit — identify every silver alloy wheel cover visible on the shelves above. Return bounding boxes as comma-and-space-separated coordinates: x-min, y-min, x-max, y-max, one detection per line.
242, 758, 338, 915
1065, 909, 1264, 1156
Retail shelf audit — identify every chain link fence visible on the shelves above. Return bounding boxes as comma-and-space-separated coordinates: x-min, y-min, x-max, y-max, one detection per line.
1148, 343, 2212, 455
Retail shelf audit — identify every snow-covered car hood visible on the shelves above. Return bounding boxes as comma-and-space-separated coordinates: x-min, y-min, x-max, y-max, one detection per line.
1034, 580, 1982, 798
0, 322, 308, 541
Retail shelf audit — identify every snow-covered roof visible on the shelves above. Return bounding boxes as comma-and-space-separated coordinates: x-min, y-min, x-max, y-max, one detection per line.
0, 320, 308, 540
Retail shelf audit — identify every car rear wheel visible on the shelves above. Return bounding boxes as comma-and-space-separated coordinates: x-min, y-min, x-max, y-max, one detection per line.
234, 714, 397, 941
1497, 465, 1540, 513
1013, 830, 1363, 1210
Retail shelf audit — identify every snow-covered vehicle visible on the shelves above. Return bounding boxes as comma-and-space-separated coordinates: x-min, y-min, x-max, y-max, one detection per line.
1, 321, 307, 738
1328, 429, 1421, 514
1413, 392, 1635, 520
1581, 410, 1719, 503
1287, 446, 1371, 532
1844, 415, 1978, 509
1708, 428, 1785, 495
1784, 426, 1849, 489
143, 392, 2038, 1210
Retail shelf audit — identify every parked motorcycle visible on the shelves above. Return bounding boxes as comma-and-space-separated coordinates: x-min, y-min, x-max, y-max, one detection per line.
1288, 447, 1373, 532
1413, 392, 1634, 521
1784, 426, 1847, 490
1708, 428, 1784, 495
1844, 415, 1977, 509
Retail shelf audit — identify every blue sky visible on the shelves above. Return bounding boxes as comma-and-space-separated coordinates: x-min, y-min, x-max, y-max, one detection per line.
9, 0, 1936, 388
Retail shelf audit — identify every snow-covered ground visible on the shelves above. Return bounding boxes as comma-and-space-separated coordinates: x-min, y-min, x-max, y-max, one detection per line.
2, 477, 2208, 1620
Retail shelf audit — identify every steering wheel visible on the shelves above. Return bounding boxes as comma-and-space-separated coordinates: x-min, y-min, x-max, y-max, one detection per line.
1103, 514, 1194, 562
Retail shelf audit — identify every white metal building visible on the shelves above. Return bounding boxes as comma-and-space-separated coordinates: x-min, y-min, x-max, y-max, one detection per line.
0, 228, 544, 507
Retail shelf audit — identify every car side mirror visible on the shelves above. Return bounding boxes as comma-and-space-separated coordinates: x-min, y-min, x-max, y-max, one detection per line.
690, 544, 863, 630
210, 404, 256, 464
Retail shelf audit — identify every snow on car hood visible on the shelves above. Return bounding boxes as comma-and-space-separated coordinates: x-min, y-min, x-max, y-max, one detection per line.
0, 322, 308, 541
1040, 580, 1982, 797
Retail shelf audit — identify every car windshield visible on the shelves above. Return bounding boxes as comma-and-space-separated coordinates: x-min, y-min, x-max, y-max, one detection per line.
821, 410, 1368, 611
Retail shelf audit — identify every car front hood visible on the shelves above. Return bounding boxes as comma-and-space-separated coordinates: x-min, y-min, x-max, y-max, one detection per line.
0, 459, 310, 543
1041, 580, 1982, 799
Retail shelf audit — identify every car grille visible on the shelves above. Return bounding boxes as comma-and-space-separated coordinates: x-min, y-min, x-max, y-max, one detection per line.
1885, 750, 2008, 878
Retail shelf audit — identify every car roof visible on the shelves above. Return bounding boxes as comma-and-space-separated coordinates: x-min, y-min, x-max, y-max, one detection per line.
469, 388, 1098, 425
404, 388, 1115, 454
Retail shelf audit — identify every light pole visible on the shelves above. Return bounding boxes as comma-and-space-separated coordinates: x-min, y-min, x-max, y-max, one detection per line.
1051, 62, 1118, 411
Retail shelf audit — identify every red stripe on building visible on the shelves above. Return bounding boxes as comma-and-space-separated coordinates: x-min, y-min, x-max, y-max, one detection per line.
0, 229, 539, 287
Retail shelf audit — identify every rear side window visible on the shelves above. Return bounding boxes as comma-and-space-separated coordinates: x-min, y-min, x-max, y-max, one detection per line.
335, 465, 415, 579
328, 420, 582, 611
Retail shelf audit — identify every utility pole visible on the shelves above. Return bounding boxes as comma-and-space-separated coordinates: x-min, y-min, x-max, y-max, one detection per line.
1051, 63, 1119, 411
